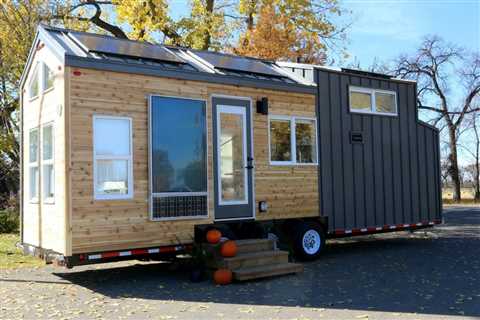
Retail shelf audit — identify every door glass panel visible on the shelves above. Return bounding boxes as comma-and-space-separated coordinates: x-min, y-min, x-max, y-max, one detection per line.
219, 111, 246, 202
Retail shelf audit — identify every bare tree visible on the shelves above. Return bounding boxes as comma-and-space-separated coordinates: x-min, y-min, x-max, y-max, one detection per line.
393, 36, 480, 202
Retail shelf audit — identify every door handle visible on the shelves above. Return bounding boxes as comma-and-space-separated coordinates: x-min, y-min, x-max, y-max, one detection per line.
245, 157, 254, 170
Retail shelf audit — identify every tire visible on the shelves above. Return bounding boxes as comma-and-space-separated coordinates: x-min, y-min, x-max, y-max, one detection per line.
291, 221, 325, 261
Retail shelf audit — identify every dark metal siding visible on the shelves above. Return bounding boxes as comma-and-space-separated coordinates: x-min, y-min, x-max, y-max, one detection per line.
316, 69, 442, 231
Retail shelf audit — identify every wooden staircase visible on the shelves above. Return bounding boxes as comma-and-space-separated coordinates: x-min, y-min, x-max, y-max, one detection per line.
204, 239, 303, 281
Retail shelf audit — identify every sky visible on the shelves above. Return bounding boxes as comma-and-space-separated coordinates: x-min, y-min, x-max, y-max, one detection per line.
342, 0, 479, 68
168, 0, 479, 67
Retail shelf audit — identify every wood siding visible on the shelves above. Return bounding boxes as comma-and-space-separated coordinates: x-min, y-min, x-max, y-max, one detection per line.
68, 67, 318, 254
316, 69, 442, 231
22, 45, 68, 254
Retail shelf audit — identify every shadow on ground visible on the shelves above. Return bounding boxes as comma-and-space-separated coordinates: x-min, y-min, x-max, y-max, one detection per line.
43, 208, 480, 317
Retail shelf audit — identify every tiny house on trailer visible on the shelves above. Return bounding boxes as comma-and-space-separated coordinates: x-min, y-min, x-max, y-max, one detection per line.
19, 25, 442, 273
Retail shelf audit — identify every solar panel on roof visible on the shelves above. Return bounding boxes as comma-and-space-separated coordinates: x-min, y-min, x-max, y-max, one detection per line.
69, 32, 184, 64
193, 51, 283, 77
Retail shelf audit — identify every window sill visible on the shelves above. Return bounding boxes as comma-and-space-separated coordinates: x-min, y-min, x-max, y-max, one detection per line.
269, 162, 318, 166
43, 86, 54, 95
28, 95, 39, 102
29, 198, 39, 204
349, 109, 398, 117
43, 198, 55, 205
94, 194, 134, 201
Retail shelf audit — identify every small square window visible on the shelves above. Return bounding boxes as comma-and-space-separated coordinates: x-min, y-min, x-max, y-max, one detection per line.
269, 116, 318, 165
350, 91, 372, 112
375, 92, 396, 114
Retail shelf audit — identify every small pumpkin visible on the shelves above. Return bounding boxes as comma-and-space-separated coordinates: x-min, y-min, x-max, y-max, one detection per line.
206, 229, 222, 244
220, 240, 238, 257
213, 268, 233, 285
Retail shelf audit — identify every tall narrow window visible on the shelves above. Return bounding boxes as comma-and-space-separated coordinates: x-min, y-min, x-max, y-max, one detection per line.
29, 128, 39, 201
270, 119, 292, 162
43, 63, 54, 91
28, 63, 40, 99
295, 119, 317, 163
42, 124, 54, 202
149, 96, 207, 219
93, 116, 133, 200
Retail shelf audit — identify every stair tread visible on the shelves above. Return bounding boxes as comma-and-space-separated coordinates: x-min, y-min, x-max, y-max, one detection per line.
233, 263, 304, 281
224, 250, 287, 261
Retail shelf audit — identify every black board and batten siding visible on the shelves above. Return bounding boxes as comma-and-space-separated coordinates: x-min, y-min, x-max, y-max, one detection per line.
315, 69, 442, 231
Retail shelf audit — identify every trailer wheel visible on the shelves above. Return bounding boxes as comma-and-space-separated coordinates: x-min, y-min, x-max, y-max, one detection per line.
292, 221, 325, 261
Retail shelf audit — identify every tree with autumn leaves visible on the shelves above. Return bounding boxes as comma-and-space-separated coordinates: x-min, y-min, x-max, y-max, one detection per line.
0, 0, 347, 207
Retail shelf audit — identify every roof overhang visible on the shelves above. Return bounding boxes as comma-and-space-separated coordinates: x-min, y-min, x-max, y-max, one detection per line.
64, 55, 316, 95
19, 25, 67, 91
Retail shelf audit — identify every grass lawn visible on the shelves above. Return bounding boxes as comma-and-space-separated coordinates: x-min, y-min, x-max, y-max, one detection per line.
0, 233, 44, 269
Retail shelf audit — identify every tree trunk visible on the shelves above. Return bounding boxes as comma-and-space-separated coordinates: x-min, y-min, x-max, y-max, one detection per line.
447, 126, 462, 202
200, 0, 215, 50
474, 119, 480, 201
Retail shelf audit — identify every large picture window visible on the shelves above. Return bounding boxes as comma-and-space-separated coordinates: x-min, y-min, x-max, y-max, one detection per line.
93, 116, 133, 200
149, 96, 207, 220
269, 116, 317, 165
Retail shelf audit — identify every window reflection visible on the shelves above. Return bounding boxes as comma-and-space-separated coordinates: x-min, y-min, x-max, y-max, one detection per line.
151, 97, 207, 193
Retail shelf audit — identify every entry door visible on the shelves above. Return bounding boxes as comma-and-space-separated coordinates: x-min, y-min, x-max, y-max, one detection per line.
212, 97, 253, 220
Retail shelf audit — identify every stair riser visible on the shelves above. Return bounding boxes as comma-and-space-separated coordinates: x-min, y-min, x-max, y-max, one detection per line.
234, 264, 304, 281
236, 242, 274, 254
220, 253, 288, 269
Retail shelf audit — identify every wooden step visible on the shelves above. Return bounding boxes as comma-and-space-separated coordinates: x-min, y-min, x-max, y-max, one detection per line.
233, 263, 304, 281
219, 250, 288, 269
235, 239, 275, 254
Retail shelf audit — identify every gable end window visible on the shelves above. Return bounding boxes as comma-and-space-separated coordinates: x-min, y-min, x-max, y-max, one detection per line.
43, 63, 54, 91
28, 63, 40, 100
93, 116, 133, 200
269, 116, 318, 165
28, 62, 55, 100
349, 86, 397, 116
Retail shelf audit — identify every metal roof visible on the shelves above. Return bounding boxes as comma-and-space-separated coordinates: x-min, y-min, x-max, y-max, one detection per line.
21, 25, 315, 94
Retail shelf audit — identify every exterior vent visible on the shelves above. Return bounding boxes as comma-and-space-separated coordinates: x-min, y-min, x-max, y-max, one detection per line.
152, 195, 208, 219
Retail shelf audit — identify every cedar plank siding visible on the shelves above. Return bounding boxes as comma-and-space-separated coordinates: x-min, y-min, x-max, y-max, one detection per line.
68, 67, 318, 254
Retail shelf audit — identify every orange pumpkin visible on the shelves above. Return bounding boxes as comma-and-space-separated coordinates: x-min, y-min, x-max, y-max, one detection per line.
213, 269, 233, 285
206, 229, 222, 244
220, 240, 238, 257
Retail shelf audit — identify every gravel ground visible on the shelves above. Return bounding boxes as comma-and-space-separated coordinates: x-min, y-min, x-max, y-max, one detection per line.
1, 207, 479, 320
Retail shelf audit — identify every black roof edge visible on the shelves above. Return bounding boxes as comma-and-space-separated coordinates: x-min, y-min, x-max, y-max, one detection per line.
314, 66, 416, 85
65, 55, 316, 95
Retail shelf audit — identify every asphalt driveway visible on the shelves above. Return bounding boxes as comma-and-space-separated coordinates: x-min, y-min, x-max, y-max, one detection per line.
1, 207, 479, 320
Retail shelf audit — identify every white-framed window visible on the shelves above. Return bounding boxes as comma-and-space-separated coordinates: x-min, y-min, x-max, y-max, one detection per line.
29, 128, 39, 202
269, 115, 318, 165
43, 63, 54, 92
93, 115, 133, 200
28, 63, 40, 100
349, 86, 397, 116
42, 123, 55, 203
28, 62, 55, 100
